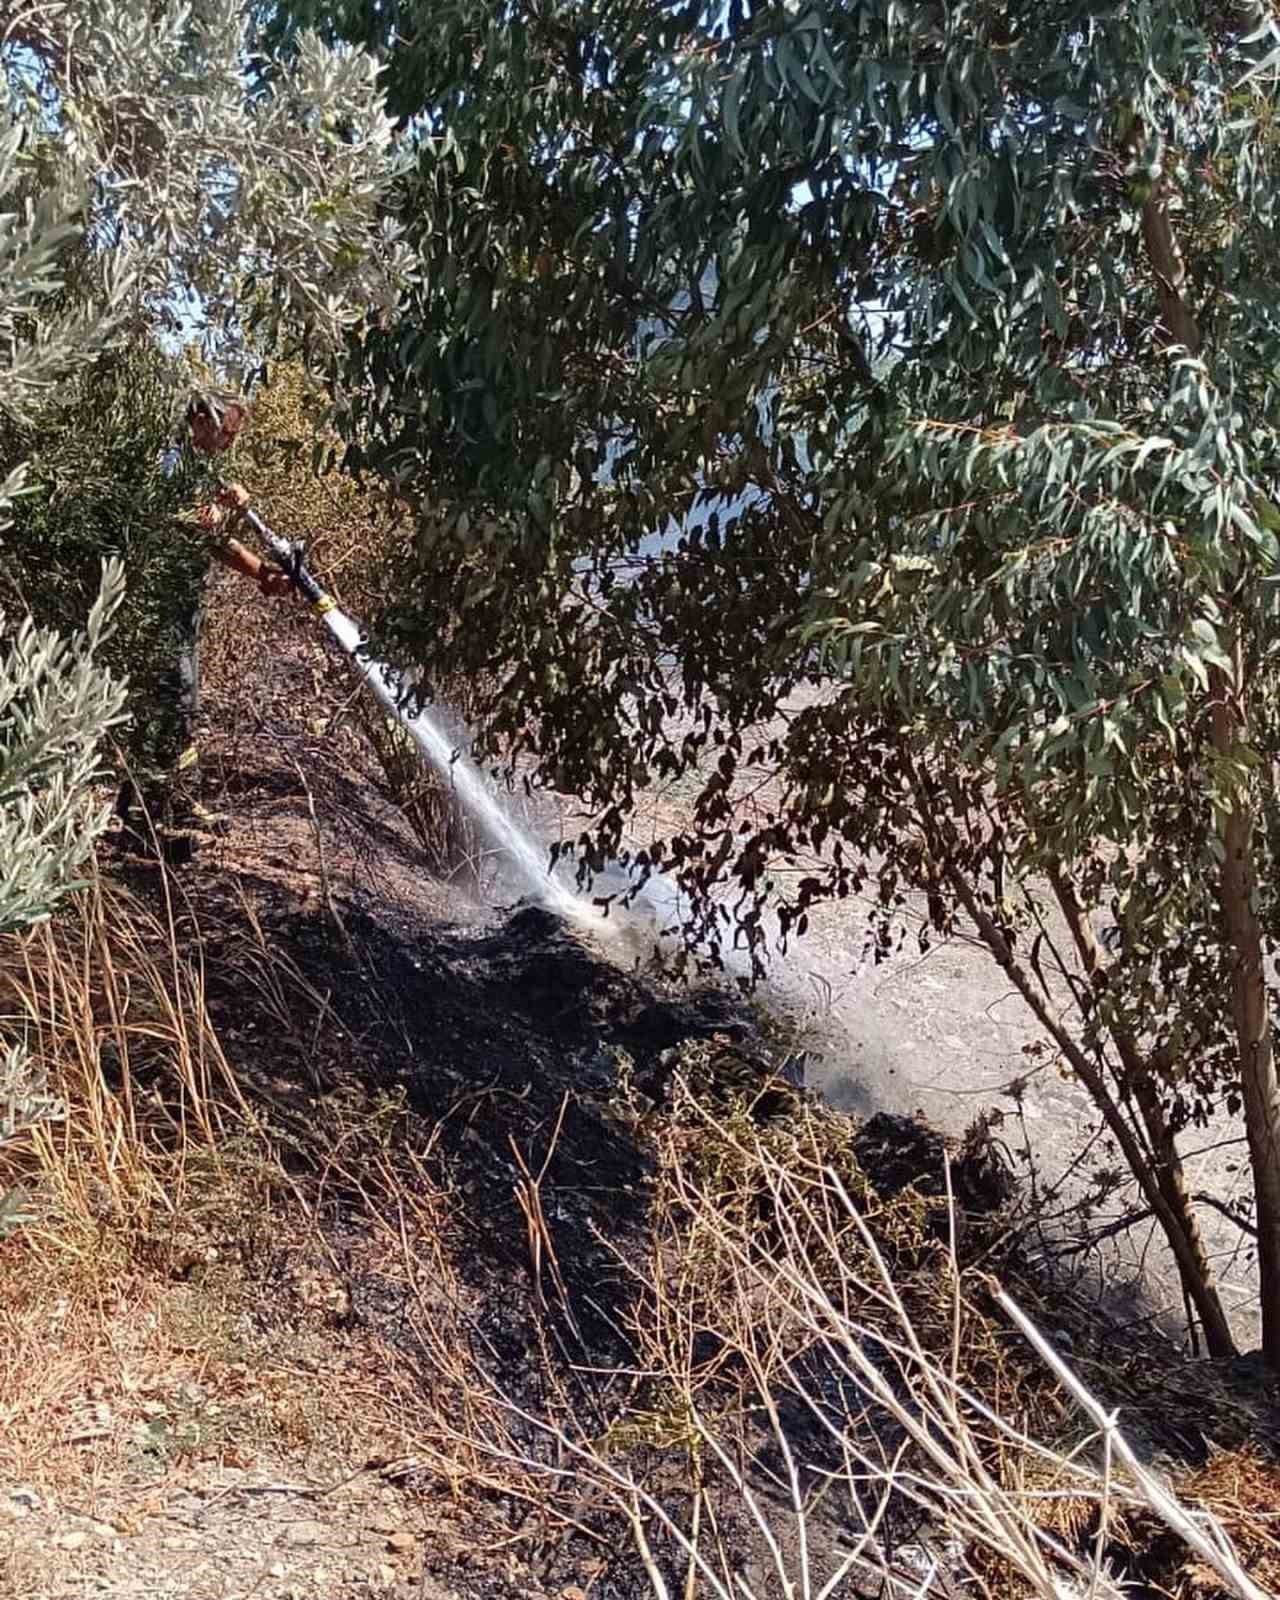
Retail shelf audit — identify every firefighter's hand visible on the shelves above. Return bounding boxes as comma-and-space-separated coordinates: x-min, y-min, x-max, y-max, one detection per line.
257, 565, 293, 599
195, 484, 250, 532
216, 482, 251, 515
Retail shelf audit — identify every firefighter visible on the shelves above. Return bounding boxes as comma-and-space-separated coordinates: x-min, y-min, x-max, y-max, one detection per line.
115, 392, 292, 857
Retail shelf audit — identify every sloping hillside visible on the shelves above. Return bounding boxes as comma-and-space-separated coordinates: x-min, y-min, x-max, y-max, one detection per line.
2, 570, 1278, 1600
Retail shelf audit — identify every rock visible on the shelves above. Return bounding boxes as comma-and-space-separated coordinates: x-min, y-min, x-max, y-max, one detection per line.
377, 1564, 397, 1585
285, 1519, 327, 1548
58, 1529, 88, 1551
386, 1529, 417, 1555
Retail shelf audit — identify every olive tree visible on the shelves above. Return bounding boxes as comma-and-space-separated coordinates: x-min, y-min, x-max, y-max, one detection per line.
285, 1, 1280, 1363
0, 0, 403, 1209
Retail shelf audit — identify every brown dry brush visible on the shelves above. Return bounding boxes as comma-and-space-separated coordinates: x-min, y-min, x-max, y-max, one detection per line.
0, 868, 260, 1246
370, 1051, 1269, 1600
0, 866, 425, 1502
2, 861, 1268, 1598
0, 868, 272, 1489
630, 1081, 1271, 1600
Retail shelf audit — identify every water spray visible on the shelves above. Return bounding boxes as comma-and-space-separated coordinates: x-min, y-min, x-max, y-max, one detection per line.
235, 500, 592, 921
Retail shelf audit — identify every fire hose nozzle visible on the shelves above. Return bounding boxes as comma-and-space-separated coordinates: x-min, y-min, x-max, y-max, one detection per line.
240, 505, 329, 609
280, 540, 308, 581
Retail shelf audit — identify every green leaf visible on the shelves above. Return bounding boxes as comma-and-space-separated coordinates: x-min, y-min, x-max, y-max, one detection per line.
723, 64, 744, 156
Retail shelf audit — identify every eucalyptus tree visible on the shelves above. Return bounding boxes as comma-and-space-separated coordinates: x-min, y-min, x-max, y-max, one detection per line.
804, 1, 1280, 1366
281, 1, 1280, 1363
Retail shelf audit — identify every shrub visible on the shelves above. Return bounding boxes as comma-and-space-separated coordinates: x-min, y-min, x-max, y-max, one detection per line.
0, 347, 209, 782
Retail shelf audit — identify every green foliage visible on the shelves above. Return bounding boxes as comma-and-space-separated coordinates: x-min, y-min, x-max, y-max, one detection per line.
0, 1, 403, 1235
284, 0, 888, 913
1, 347, 214, 777
5, 1, 409, 362
0, 553, 127, 1223
0, 0, 405, 929
0, 87, 133, 1215
0, 559, 129, 935
293, 0, 1280, 1031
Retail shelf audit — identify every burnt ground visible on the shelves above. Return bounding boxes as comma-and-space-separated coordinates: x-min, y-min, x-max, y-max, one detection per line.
9, 588, 825, 1600
7, 578, 1280, 1600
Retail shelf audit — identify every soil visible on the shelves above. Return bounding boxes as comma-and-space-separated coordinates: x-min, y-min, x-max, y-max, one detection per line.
3, 577, 1278, 1600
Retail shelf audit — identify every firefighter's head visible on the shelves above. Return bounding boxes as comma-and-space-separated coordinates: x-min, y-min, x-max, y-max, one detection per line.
186, 391, 250, 455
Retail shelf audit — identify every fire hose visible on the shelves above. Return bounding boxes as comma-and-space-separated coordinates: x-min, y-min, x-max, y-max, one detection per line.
233, 500, 411, 728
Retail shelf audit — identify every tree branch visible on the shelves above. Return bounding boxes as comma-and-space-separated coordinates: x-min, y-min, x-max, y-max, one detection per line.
1140, 191, 1202, 355
1193, 1189, 1259, 1240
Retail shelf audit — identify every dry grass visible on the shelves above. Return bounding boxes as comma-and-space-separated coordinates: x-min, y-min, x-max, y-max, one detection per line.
0, 867, 267, 1491
1160, 1448, 1280, 1596
0, 865, 418, 1509
353, 1061, 1272, 1600
0, 1229, 416, 1518
0, 1532, 47, 1600
0, 848, 1272, 1599
0, 868, 255, 1242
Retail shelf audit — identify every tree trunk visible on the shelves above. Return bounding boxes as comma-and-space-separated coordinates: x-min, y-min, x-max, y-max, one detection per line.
1130, 1072, 1227, 1354
906, 767, 1238, 1354
1210, 658, 1280, 1367
1047, 867, 1235, 1358
1128, 133, 1272, 1359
